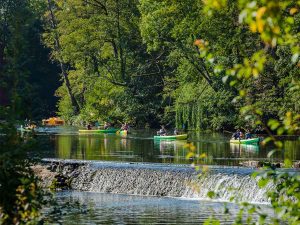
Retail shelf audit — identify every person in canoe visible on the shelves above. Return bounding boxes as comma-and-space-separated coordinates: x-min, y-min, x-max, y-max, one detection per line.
86, 123, 92, 130
232, 129, 241, 139
245, 129, 252, 139
174, 128, 179, 135
157, 125, 167, 136
104, 121, 111, 130
120, 122, 129, 131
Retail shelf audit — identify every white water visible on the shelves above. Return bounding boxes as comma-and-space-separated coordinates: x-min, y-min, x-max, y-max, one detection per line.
45, 159, 272, 204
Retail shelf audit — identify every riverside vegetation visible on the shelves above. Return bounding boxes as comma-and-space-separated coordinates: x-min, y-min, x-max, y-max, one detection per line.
0, 0, 299, 224
2, 0, 298, 130
188, 0, 300, 224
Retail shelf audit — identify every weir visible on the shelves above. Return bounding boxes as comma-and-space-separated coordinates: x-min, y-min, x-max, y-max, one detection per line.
40, 159, 272, 204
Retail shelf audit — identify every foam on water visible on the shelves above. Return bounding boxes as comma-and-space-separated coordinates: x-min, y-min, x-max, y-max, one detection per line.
43, 159, 274, 204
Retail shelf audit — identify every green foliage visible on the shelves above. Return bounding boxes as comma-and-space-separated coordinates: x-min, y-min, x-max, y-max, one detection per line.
42, 0, 299, 130
0, 0, 60, 120
44, 0, 164, 126
0, 110, 45, 224
188, 0, 300, 224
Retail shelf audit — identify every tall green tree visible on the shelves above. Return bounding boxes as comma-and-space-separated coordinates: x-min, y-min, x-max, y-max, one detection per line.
139, 0, 249, 129
45, 0, 165, 125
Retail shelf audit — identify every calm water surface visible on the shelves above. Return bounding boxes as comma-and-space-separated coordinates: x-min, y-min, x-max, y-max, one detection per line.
32, 127, 300, 166
43, 191, 272, 225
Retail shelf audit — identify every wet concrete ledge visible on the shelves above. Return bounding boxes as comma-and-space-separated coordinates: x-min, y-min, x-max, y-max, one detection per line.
41, 158, 258, 175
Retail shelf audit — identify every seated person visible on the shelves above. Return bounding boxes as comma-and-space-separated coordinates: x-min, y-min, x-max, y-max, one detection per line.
174, 128, 179, 135
239, 131, 244, 139
245, 130, 252, 139
104, 122, 111, 130
87, 123, 92, 130
157, 125, 167, 136
121, 122, 129, 131
232, 129, 241, 139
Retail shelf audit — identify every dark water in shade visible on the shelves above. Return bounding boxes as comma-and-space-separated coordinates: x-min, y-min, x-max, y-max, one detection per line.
32, 127, 300, 166
43, 191, 272, 225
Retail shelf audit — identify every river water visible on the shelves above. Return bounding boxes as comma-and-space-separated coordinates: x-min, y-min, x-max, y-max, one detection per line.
43, 191, 273, 225
28, 127, 298, 224
33, 127, 300, 166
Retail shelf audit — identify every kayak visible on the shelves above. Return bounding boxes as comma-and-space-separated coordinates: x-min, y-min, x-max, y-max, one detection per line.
116, 130, 128, 136
18, 127, 34, 132
153, 134, 188, 140
230, 138, 260, 144
78, 128, 119, 134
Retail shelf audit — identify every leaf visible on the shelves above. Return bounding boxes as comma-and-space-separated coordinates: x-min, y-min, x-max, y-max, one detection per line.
262, 137, 272, 145
268, 119, 280, 130
229, 80, 237, 86
222, 75, 229, 83
207, 191, 216, 198
258, 178, 269, 188
186, 152, 194, 159
292, 53, 299, 63
277, 127, 285, 135
252, 68, 259, 77
199, 153, 207, 159
274, 141, 283, 149
267, 149, 278, 158
249, 22, 257, 32
239, 89, 246, 97
290, 8, 298, 15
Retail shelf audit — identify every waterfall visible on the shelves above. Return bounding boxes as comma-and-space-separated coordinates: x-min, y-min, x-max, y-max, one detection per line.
41, 159, 272, 204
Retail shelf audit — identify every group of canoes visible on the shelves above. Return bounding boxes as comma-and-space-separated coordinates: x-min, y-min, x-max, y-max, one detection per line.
20, 117, 260, 144
79, 123, 189, 140
78, 124, 261, 144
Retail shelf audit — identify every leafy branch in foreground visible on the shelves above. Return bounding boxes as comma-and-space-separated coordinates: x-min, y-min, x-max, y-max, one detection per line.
191, 0, 300, 224
0, 113, 45, 225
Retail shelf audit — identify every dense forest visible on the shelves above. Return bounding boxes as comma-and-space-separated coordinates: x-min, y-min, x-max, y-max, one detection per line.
1, 0, 299, 130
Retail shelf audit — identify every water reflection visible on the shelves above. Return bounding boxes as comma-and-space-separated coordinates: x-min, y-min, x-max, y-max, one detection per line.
230, 144, 259, 156
45, 191, 267, 225
36, 129, 300, 166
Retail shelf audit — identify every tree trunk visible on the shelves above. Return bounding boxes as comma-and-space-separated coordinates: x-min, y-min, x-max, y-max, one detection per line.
47, 0, 80, 114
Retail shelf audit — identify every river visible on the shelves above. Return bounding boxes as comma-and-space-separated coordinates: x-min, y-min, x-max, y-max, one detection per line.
25, 127, 298, 224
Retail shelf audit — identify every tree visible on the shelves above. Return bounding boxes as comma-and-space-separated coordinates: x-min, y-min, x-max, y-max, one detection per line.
45, 0, 165, 126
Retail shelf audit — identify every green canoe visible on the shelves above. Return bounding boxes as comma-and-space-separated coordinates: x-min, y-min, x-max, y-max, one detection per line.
116, 130, 128, 136
230, 137, 260, 144
78, 128, 119, 134
153, 134, 188, 140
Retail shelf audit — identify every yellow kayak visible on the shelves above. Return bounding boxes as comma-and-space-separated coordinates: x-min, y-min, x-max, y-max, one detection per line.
78, 128, 119, 134
153, 134, 188, 140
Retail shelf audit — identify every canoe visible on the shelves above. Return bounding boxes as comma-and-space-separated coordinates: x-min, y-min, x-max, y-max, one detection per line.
78, 128, 119, 134
230, 137, 260, 144
116, 130, 128, 136
153, 134, 188, 140
18, 127, 34, 132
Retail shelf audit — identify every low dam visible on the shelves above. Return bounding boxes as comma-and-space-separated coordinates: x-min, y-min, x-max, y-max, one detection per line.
36, 159, 272, 204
